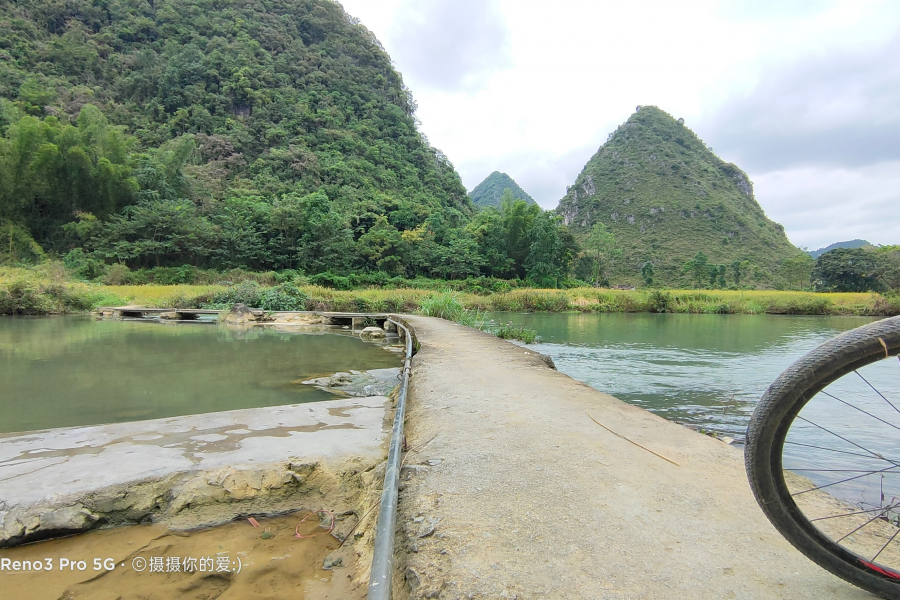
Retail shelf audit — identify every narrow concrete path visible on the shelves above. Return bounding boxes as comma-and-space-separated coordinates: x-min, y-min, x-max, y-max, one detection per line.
396, 316, 870, 600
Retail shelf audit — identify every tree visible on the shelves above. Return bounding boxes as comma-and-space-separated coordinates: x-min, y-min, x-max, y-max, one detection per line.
873, 245, 900, 291
641, 261, 654, 286
813, 248, 886, 292
94, 198, 212, 267
682, 251, 709, 288
781, 254, 815, 290
585, 222, 618, 285
357, 215, 404, 275
435, 230, 485, 280
292, 192, 353, 274
730, 260, 749, 287
0, 105, 138, 249
468, 207, 513, 277
524, 211, 564, 286
501, 198, 540, 278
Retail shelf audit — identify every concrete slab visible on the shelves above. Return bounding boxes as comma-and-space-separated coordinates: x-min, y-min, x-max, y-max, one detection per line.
0, 394, 392, 546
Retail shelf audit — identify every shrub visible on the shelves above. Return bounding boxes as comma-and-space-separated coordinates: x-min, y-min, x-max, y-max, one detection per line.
418, 291, 467, 321
257, 283, 309, 311
494, 322, 538, 344
647, 290, 672, 313
309, 271, 353, 290
63, 249, 106, 280
103, 263, 132, 285
204, 281, 309, 311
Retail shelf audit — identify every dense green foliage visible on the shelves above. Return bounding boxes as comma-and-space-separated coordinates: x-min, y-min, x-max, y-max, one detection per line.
469, 171, 536, 208
0, 0, 582, 282
556, 106, 804, 288
813, 247, 900, 292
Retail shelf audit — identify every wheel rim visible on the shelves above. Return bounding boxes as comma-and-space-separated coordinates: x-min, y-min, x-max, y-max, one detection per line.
777, 354, 900, 580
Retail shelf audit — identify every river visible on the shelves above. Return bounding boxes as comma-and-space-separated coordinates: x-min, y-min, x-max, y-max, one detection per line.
493, 312, 880, 441
495, 312, 900, 514
0, 316, 400, 434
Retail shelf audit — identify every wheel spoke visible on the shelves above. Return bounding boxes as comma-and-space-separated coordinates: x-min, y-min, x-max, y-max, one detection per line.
785, 441, 899, 463
836, 509, 892, 544
794, 416, 900, 468
791, 465, 900, 496
872, 527, 900, 563
855, 370, 900, 417
791, 468, 900, 473
820, 390, 900, 434
811, 502, 900, 523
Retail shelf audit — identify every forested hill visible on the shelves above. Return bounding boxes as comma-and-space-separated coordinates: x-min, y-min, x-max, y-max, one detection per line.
808, 240, 872, 259
0, 0, 480, 275
556, 106, 803, 287
469, 172, 536, 208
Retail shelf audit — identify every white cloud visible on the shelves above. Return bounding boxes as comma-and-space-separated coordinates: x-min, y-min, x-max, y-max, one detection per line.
753, 162, 900, 249
385, 0, 510, 92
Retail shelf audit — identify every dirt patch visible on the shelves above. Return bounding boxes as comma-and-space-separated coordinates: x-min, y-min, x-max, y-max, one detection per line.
1, 511, 364, 600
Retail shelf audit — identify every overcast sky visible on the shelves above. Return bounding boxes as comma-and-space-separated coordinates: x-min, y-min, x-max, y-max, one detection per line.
339, 0, 900, 250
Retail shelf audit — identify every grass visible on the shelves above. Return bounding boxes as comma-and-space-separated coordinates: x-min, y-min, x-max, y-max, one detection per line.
417, 291, 538, 343
494, 322, 539, 344
3, 264, 899, 318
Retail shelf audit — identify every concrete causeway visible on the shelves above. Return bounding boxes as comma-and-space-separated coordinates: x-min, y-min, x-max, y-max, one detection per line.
394, 316, 870, 600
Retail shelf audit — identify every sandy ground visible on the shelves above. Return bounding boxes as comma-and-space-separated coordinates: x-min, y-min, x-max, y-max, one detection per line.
395, 315, 873, 600
0, 511, 362, 600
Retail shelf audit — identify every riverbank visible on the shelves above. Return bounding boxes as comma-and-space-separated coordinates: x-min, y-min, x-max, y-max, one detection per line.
2, 265, 898, 316
395, 315, 869, 599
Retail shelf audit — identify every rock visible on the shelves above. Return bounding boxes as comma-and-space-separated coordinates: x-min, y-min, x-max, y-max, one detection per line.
383, 320, 397, 333
417, 521, 436, 538
322, 554, 343, 570
406, 567, 421, 590
222, 303, 272, 324
359, 326, 386, 340
303, 369, 399, 397
539, 354, 557, 370
39, 504, 98, 533
328, 372, 354, 386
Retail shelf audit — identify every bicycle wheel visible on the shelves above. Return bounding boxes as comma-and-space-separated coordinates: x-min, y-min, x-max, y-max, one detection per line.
746, 315, 900, 598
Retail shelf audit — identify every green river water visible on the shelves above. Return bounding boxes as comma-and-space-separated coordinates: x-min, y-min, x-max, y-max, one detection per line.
496, 312, 900, 511
494, 312, 882, 440
0, 316, 400, 435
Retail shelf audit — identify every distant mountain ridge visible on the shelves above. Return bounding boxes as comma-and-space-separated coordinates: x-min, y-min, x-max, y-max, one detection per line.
555, 106, 802, 286
469, 172, 536, 208
808, 240, 873, 259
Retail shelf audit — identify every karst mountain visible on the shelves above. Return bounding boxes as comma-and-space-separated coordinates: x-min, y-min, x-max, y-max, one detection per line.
556, 106, 802, 285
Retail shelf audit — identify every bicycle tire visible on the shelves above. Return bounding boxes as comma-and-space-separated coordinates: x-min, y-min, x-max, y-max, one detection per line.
746, 315, 900, 599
